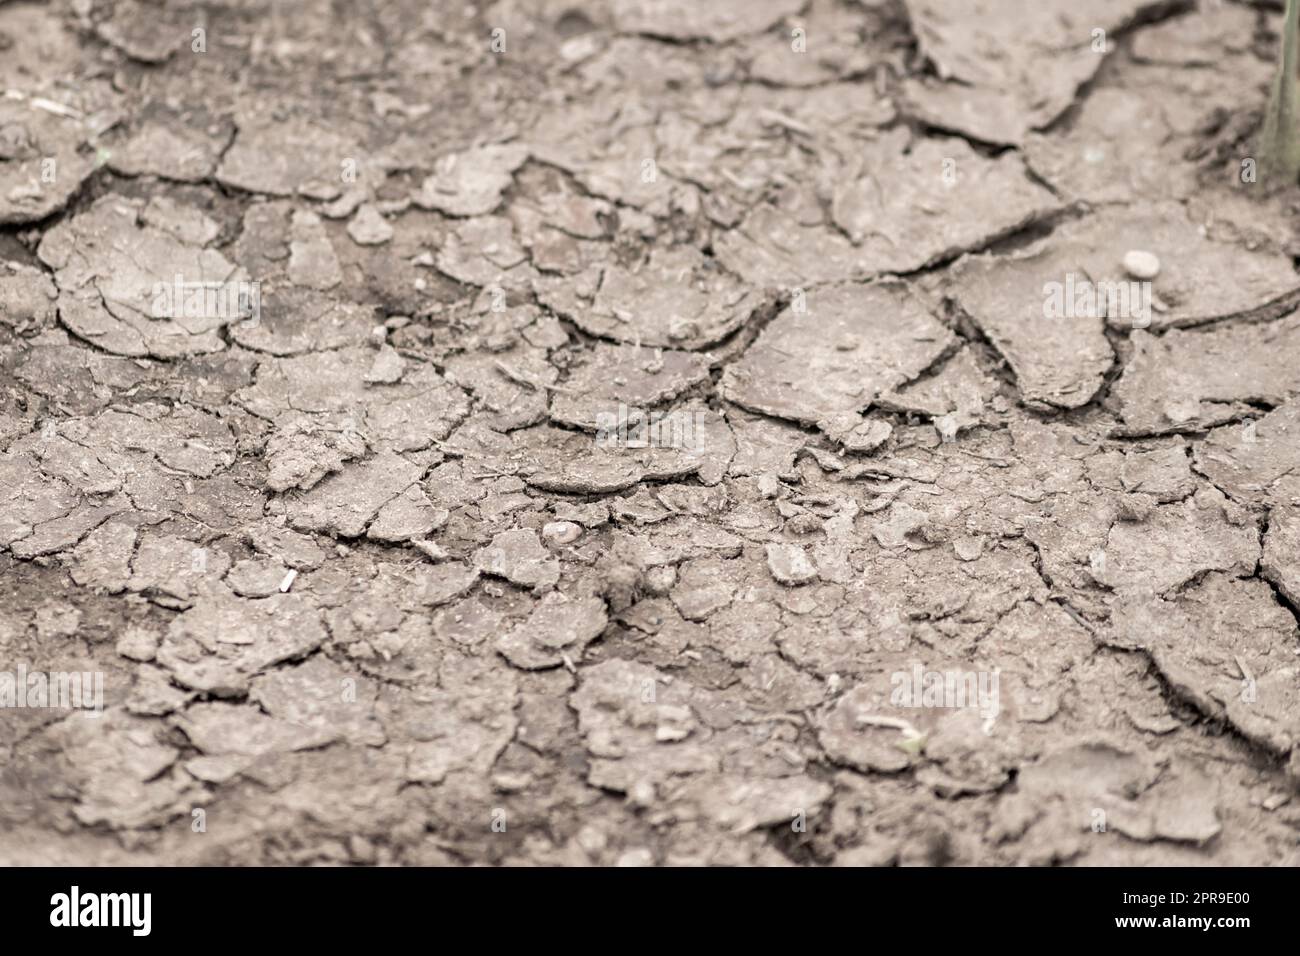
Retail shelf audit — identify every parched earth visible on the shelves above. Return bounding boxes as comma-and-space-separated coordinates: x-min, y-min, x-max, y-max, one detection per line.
2, 0, 1300, 867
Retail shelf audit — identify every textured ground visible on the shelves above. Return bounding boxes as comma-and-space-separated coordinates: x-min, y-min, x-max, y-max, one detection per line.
3, 0, 1300, 866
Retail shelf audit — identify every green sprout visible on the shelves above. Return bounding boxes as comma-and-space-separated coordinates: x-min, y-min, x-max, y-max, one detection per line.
1258, 0, 1300, 188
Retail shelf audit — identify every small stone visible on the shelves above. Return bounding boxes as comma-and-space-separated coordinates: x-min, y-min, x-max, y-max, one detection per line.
1122, 249, 1160, 280
1262, 792, 1290, 811
785, 513, 823, 535
757, 474, 781, 499
541, 520, 582, 546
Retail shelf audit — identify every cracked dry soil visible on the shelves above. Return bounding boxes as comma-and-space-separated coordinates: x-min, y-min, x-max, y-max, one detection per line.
2, 0, 1300, 867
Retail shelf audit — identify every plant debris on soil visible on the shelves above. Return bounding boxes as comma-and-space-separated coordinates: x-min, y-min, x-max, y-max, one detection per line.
2, 0, 1300, 867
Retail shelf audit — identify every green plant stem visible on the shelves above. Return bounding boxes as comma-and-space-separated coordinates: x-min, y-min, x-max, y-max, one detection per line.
1258, 0, 1300, 188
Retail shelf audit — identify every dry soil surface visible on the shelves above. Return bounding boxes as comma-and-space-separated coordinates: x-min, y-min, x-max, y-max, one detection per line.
3, 0, 1300, 866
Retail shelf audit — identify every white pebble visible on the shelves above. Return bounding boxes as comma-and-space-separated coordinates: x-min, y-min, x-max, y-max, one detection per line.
542, 520, 582, 546
1122, 250, 1160, 280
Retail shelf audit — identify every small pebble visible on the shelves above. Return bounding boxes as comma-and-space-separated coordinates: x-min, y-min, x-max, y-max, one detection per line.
541, 520, 582, 546
785, 513, 823, 535
1122, 249, 1160, 280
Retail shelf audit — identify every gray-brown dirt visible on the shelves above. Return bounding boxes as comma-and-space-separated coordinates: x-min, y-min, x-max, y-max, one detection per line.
2, 0, 1300, 866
